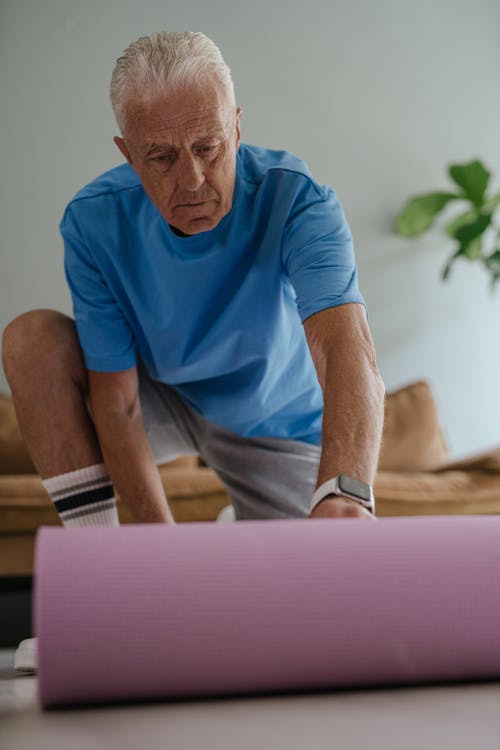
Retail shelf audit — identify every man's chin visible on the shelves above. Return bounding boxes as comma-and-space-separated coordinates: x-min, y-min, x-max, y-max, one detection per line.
169, 216, 219, 236
169, 207, 228, 236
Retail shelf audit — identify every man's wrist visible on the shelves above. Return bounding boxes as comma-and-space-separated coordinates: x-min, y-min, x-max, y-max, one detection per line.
311, 475, 375, 514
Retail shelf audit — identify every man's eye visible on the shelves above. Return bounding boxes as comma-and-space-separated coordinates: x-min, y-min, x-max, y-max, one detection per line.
196, 145, 219, 157
149, 153, 175, 167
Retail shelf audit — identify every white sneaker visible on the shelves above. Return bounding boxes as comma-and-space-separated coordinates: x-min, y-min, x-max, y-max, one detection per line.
14, 637, 37, 674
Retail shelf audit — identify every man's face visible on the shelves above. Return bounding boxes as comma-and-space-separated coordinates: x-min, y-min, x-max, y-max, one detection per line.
114, 81, 242, 235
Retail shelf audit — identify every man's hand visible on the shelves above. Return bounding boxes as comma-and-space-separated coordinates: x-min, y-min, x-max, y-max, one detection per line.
309, 495, 376, 520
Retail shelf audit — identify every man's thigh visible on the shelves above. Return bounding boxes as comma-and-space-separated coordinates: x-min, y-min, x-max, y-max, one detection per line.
197, 420, 321, 520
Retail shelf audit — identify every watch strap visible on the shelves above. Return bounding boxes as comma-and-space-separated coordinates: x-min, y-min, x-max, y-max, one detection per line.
311, 476, 375, 514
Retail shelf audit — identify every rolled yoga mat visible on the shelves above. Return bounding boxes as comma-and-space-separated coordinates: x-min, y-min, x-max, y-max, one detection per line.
35, 516, 500, 708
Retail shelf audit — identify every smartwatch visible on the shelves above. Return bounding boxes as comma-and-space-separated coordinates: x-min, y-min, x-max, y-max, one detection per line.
311, 475, 375, 515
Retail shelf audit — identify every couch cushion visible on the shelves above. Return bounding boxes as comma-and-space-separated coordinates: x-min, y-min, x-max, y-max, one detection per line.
378, 380, 449, 472
375, 469, 500, 516
432, 447, 500, 473
0, 393, 35, 474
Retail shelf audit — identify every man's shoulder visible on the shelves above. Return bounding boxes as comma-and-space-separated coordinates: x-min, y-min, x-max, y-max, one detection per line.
237, 143, 318, 187
66, 163, 142, 210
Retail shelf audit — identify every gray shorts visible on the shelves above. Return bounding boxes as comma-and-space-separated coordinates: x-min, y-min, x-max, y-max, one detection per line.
137, 363, 321, 521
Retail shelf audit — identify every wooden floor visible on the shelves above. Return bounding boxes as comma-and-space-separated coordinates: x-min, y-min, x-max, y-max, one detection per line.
2, 650, 500, 749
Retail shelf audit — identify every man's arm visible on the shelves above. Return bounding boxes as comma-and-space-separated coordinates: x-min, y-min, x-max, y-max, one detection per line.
88, 367, 175, 524
304, 302, 385, 519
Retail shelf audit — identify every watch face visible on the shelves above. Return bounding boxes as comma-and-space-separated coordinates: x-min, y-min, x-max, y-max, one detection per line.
338, 475, 372, 502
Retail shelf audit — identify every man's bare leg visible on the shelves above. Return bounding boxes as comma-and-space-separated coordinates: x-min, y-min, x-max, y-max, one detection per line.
2, 309, 118, 528
2, 309, 102, 478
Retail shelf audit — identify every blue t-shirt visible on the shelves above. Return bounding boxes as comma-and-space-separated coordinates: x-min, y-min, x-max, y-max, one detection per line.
61, 143, 364, 445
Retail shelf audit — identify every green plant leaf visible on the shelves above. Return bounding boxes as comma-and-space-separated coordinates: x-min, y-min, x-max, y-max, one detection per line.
483, 191, 500, 213
394, 192, 460, 237
441, 258, 454, 281
485, 249, 500, 271
486, 255, 500, 291
454, 213, 491, 245
441, 248, 462, 280
444, 208, 479, 238
457, 235, 482, 260
448, 160, 491, 207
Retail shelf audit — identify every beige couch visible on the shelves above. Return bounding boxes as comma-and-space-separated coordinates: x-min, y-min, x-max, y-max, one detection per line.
2, 380, 500, 575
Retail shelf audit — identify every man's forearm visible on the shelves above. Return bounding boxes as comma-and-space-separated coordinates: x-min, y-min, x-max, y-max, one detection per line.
90, 403, 175, 524
304, 304, 385, 494
316, 349, 385, 489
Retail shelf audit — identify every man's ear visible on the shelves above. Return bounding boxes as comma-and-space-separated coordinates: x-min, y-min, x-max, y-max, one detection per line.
235, 107, 243, 148
114, 136, 133, 165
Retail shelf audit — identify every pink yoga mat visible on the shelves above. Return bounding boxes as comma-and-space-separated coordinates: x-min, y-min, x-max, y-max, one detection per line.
35, 516, 500, 708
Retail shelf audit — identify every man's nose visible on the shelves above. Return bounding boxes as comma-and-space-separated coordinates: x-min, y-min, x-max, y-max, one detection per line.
176, 152, 205, 192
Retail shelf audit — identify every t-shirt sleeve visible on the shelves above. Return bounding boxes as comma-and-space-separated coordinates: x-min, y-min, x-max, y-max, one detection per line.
61, 205, 137, 372
281, 178, 365, 322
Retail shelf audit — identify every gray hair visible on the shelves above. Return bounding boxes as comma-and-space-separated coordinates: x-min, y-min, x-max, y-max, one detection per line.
110, 31, 236, 131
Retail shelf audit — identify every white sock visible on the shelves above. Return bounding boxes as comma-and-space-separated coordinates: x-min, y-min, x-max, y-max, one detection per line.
42, 463, 119, 527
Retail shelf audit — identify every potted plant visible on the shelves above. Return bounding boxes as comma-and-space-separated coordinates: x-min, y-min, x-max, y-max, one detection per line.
394, 160, 500, 288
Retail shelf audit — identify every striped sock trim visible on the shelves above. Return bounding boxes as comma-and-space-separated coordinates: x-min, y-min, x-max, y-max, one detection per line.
42, 463, 119, 528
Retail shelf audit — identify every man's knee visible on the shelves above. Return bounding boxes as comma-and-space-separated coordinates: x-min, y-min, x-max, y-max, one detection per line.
2, 309, 81, 381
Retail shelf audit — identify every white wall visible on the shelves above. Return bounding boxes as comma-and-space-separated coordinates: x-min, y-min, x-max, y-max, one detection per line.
1, 0, 500, 457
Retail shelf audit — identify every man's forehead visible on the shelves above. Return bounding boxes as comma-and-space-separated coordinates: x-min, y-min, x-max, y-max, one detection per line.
122, 86, 234, 144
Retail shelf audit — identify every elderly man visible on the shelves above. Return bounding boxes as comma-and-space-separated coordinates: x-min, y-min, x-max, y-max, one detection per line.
2, 30, 384, 532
